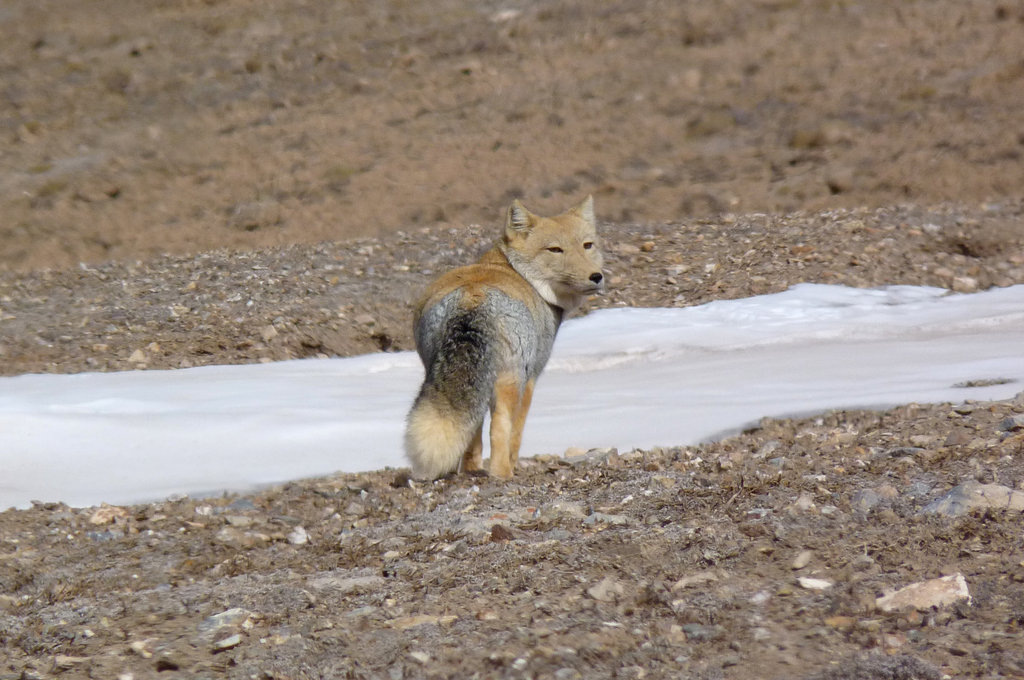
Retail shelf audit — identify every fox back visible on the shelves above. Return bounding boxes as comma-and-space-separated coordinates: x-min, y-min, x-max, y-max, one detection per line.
405, 196, 604, 480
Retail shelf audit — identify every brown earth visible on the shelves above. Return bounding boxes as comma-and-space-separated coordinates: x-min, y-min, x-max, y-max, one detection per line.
2, 0, 1024, 272
3, 1, 1024, 679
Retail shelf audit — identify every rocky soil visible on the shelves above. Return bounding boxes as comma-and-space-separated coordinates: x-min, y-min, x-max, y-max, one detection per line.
2, 397, 1024, 679
3, 1, 1024, 678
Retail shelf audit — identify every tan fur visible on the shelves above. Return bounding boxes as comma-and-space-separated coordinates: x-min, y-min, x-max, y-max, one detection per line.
405, 196, 604, 479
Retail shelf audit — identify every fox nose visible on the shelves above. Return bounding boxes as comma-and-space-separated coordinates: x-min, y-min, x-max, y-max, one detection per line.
589, 272, 603, 285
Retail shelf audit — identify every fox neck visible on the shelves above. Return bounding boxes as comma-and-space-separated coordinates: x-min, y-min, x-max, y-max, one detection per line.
497, 243, 581, 313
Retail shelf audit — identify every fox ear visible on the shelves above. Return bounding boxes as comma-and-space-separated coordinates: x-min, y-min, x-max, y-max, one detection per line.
506, 199, 534, 234
570, 194, 595, 225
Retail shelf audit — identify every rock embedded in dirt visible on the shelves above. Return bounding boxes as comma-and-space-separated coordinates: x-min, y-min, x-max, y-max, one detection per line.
875, 573, 972, 613
920, 480, 1024, 517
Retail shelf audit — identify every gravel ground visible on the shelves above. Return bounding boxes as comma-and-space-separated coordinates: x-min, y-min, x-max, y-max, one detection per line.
2, 395, 1023, 679
3, 201, 1023, 377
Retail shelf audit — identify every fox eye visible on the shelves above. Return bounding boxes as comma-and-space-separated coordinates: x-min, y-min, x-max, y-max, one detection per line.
546, 246, 564, 253
583, 242, 594, 250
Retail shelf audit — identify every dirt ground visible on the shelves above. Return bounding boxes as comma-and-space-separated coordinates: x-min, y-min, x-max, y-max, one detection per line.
3, 1, 1024, 678
3, 0, 1024, 272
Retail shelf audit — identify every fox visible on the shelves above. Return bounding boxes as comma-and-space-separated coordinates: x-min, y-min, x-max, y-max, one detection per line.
404, 196, 605, 480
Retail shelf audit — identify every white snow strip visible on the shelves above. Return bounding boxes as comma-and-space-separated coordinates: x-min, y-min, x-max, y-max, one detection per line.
1, 283, 1022, 509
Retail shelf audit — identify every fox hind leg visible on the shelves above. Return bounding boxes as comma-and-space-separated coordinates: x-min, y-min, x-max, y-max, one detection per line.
461, 424, 484, 473
489, 373, 521, 479
509, 378, 535, 468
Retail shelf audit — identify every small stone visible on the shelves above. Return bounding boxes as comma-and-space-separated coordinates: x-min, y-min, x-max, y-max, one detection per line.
671, 569, 718, 591
54, 655, 89, 670
851, 489, 881, 512
389, 614, 457, 630
307, 573, 386, 594
681, 623, 723, 642
128, 348, 147, 364
797, 577, 833, 590
409, 651, 431, 664
586, 576, 625, 602
198, 608, 253, 636
564, 447, 617, 465
582, 512, 630, 527
791, 492, 816, 512
259, 325, 279, 342
999, 414, 1024, 432
89, 504, 129, 525
791, 550, 813, 570
212, 633, 242, 652
129, 640, 153, 658
354, 313, 377, 327
214, 526, 268, 548
287, 526, 309, 545
547, 501, 587, 519
875, 573, 971, 612
562, 446, 586, 460
951, 276, 979, 293
921, 480, 1024, 516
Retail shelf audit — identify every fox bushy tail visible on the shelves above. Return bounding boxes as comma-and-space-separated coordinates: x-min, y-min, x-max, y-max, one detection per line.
405, 310, 495, 479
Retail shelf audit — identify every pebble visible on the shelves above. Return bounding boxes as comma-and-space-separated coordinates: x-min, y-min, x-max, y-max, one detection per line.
681, 623, 723, 642
354, 313, 377, 327
875, 573, 971, 612
388, 614, 458, 629
586, 576, 625, 602
920, 479, 1024, 516
214, 526, 269, 548
287, 525, 309, 545
54, 655, 89, 670
791, 550, 813, 570
223, 514, 255, 527
671, 570, 719, 591
851, 489, 882, 512
307, 573, 386, 594
582, 512, 630, 527
198, 608, 253, 635
999, 414, 1024, 431
129, 640, 154, 658
951, 276, 979, 293
564, 446, 617, 465
88, 504, 130, 525
797, 577, 833, 590
212, 633, 243, 651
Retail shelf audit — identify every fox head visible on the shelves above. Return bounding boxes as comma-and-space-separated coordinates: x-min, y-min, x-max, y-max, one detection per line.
500, 195, 605, 312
